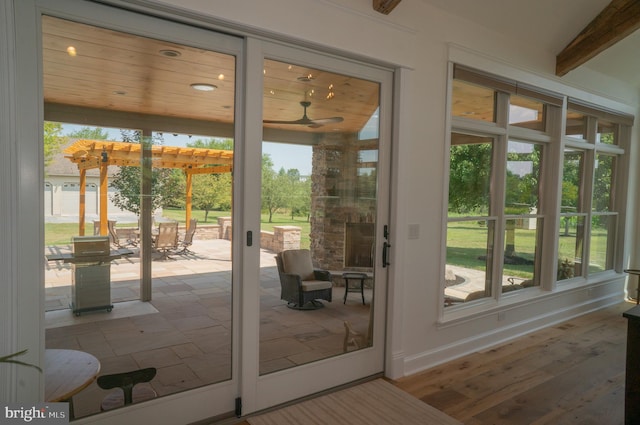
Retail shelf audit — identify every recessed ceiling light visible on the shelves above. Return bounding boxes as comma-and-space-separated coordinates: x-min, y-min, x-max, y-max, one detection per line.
159, 49, 181, 57
190, 83, 217, 92
66, 46, 77, 57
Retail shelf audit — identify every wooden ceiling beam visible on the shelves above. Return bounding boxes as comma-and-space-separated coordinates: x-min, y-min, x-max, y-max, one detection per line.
373, 0, 401, 15
556, 0, 640, 77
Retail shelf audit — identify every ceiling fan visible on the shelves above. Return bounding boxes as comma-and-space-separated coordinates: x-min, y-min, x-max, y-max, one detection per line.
263, 100, 344, 128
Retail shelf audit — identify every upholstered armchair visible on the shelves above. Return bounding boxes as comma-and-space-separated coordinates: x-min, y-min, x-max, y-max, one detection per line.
275, 249, 333, 310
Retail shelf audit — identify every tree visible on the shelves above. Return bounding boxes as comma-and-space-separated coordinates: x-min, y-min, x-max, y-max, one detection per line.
448, 143, 492, 214
109, 130, 170, 215
192, 173, 232, 221
449, 140, 541, 263
65, 126, 110, 140
187, 137, 233, 150
162, 169, 187, 209
44, 122, 66, 167
261, 155, 287, 223
183, 137, 234, 218
283, 170, 311, 221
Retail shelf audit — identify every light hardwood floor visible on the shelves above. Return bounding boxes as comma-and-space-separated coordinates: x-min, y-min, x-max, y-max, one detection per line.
236, 300, 632, 425
394, 300, 632, 425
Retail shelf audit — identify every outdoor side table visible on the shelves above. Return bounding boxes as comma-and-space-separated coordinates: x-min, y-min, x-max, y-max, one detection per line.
342, 272, 367, 305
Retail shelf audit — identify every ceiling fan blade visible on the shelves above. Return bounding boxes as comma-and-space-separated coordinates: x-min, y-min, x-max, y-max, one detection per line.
310, 116, 344, 125
263, 117, 314, 125
263, 100, 344, 127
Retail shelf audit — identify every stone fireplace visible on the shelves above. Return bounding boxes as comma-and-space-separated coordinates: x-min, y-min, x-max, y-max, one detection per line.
309, 133, 377, 272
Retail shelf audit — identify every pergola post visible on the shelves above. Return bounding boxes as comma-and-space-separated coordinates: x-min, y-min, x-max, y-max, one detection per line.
99, 153, 108, 236
185, 171, 193, 224
78, 169, 86, 236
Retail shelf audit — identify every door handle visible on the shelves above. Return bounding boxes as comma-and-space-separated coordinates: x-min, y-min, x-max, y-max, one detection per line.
382, 241, 391, 267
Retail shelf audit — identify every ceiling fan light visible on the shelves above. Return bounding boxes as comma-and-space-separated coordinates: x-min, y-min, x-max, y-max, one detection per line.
159, 49, 181, 57
190, 83, 217, 92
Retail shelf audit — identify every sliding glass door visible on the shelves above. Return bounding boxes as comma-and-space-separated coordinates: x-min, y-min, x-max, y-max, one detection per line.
27, 0, 393, 420
39, 1, 242, 421
248, 42, 393, 411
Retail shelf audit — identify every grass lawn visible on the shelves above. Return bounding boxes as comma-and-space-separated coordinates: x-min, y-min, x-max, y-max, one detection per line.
45, 209, 311, 249
447, 219, 607, 279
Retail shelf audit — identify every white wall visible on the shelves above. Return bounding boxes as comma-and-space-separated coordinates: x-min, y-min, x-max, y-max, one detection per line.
3, 0, 639, 409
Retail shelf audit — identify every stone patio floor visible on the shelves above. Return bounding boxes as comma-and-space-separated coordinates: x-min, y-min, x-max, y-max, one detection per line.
44, 239, 372, 419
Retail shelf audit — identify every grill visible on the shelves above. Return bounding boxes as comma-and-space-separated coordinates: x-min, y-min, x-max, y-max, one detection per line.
70, 236, 113, 316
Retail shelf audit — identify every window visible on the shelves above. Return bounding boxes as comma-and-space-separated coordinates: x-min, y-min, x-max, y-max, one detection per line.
451, 79, 496, 123
509, 95, 545, 131
445, 65, 632, 312
558, 148, 586, 280
590, 153, 617, 273
445, 133, 495, 304
565, 111, 587, 139
597, 120, 616, 145
504, 140, 543, 288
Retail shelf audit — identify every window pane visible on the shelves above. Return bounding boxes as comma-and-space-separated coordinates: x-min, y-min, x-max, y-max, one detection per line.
448, 133, 493, 215
566, 110, 587, 138
358, 149, 378, 199
502, 218, 540, 291
589, 214, 616, 273
593, 154, 615, 212
509, 95, 545, 131
261, 58, 380, 372
561, 148, 584, 213
445, 219, 494, 306
505, 141, 542, 212
597, 119, 616, 145
558, 215, 585, 280
452, 79, 496, 123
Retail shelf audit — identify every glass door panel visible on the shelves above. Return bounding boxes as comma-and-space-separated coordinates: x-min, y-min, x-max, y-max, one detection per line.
259, 58, 381, 373
42, 10, 240, 420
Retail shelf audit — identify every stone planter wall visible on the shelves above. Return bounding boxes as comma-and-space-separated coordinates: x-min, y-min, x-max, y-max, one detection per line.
260, 226, 301, 253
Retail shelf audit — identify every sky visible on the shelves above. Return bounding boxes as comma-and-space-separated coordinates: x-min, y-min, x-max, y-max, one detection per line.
61, 124, 313, 175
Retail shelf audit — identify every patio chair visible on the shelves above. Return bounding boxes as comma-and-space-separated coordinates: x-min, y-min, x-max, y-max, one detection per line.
177, 218, 198, 254
154, 221, 179, 260
107, 220, 123, 248
97, 367, 157, 411
275, 249, 332, 310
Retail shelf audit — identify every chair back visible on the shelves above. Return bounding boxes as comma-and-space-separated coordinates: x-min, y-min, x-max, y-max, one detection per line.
156, 222, 178, 249
275, 252, 285, 274
183, 219, 198, 244
280, 249, 315, 281
97, 367, 157, 405
107, 220, 119, 246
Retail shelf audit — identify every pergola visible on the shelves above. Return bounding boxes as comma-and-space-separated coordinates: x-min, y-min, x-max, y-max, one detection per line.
63, 139, 233, 236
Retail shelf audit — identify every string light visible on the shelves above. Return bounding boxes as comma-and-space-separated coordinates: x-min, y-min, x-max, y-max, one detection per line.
326, 84, 335, 100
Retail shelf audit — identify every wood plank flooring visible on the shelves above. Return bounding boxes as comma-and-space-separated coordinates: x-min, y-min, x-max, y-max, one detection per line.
232, 300, 632, 425
394, 300, 632, 425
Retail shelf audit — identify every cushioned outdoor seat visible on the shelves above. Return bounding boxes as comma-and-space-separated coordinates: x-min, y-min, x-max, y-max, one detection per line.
275, 249, 332, 310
